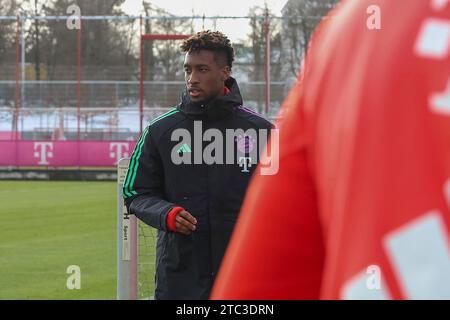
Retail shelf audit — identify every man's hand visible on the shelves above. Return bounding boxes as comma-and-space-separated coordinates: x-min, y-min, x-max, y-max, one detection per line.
174, 210, 197, 235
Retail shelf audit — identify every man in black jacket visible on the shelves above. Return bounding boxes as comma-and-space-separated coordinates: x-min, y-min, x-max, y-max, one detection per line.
123, 30, 273, 299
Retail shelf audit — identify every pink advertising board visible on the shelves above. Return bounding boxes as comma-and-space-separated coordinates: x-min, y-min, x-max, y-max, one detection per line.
0, 141, 137, 167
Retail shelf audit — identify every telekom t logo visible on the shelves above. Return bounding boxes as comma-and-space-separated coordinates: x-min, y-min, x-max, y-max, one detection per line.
431, 0, 449, 11
110, 143, 130, 165
415, 18, 450, 60
238, 156, 252, 173
33, 142, 53, 165
342, 178, 450, 299
342, 211, 450, 299
414, 1, 450, 115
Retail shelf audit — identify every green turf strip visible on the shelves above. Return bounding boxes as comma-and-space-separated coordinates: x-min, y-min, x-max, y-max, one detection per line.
0, 181, 117, 299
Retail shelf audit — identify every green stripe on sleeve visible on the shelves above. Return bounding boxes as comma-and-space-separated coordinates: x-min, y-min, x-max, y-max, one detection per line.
123, 108, 180, 198
123, 126, 149, 198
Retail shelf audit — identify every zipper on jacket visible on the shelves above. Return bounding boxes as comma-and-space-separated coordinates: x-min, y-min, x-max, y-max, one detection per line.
203, 121, 215, 281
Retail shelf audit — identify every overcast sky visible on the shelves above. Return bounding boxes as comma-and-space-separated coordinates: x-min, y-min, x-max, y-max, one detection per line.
122, 0, 287, 42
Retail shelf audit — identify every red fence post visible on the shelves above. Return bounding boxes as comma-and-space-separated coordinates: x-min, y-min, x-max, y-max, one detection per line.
15, 15, 20, 141
77, 20, 82, 141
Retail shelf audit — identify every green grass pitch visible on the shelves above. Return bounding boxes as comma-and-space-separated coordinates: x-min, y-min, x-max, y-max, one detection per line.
0, 181, 119, 299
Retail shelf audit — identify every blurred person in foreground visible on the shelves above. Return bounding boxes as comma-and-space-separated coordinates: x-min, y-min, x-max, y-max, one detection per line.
212, 0, 450, 299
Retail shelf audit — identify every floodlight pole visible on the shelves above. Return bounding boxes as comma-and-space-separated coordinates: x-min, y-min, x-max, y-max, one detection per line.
264, 8, 270, 115
77, 20, 82, 141
20, 12, 25, 113
15, 15, 20, 140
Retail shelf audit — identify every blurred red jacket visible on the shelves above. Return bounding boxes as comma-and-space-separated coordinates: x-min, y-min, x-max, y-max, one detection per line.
212, 0, 450, 299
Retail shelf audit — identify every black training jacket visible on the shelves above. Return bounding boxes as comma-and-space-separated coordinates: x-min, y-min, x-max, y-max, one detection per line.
123, 77, 273, 299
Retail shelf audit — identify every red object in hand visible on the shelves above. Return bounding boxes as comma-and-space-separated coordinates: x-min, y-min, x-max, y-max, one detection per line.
166, 206, 184, 232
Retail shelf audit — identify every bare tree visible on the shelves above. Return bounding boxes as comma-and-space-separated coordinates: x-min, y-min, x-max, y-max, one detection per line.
0, 0, 20, 132
147, 6, 192, 81
142, 0, 155, 81
0, 0, 19, 69
246, 6, 282, 112
282, 0, 339, 78
32, 0, 41, 80
32, 0, 130, 80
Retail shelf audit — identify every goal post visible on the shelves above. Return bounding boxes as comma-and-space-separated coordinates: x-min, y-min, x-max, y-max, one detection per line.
117, 158, 138, 300
117, 157, 158, 300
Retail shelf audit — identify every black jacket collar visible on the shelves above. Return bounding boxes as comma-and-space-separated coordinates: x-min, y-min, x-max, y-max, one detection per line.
178, 77, 243, 121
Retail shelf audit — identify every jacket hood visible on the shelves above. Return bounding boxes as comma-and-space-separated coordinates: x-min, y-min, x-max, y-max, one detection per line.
178, 77, 243, 121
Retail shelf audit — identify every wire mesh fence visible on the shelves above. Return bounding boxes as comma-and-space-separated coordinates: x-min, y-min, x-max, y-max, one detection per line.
0, 1, 338, 143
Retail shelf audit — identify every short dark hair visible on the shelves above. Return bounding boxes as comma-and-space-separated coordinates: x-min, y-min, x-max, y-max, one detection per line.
181, 30, 235, 69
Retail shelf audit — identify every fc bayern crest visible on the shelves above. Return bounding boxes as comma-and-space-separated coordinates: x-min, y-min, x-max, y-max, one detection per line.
236, 134, 255, 154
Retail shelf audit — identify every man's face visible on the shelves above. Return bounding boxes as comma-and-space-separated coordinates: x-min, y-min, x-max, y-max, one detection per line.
184, 50, 230, 103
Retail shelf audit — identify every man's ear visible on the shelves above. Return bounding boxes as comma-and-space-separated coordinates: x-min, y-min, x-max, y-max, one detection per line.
222, 66, 231, 81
